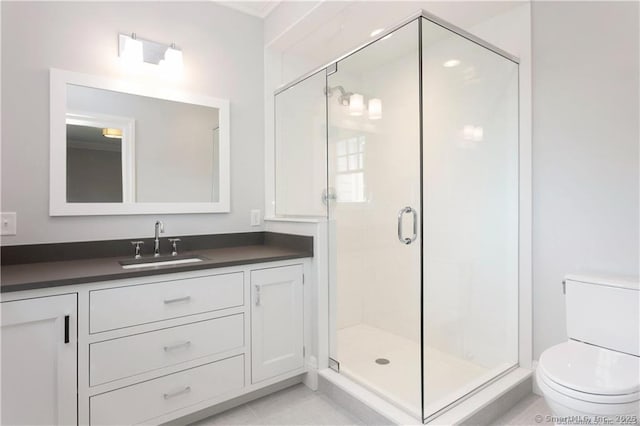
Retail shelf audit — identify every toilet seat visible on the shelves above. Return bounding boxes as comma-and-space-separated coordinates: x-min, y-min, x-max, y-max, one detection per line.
538, 341, 640, 404
538, 367, 639, 405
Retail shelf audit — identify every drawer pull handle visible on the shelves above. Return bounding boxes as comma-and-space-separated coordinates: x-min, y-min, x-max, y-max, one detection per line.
163, 295, 191, 304
163, 386, 191, 400
163, 341, 191, 352
64, 315, 70, 344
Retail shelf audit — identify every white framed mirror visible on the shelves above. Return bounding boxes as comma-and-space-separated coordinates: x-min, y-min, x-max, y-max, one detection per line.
50, 68, 230, 215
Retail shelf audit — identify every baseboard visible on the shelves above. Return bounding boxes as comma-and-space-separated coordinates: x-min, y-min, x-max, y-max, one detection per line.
531, 360, 542, 396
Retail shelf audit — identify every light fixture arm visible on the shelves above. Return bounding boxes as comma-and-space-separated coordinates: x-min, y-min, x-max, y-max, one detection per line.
326, 85, 353, 106
325, 85, 382, 119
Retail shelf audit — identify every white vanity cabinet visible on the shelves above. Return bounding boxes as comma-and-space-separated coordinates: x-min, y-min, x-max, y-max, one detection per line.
251, 264, 304, 383
1, 259, 309, 426
1, 293, 78, 426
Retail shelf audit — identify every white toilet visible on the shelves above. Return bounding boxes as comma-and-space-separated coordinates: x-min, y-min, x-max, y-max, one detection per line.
537, 275, 640, 419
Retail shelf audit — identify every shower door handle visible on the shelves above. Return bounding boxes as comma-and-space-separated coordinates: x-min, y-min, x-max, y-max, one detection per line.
397, 206, 417, 245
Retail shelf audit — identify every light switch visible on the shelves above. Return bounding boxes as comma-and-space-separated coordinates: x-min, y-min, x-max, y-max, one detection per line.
250, 209, 261, 227
1, 212, 17, 236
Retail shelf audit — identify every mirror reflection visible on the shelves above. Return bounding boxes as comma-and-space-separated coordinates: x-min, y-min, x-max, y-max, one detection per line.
66, 123, 124, 202
65, 84, 220, 204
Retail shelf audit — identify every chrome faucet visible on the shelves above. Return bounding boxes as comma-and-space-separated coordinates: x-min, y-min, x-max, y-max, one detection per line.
154, 220, 164, 257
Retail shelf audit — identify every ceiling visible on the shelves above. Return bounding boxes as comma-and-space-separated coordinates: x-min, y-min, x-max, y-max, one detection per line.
279, 1, 523, 71
216, 1, 281, 18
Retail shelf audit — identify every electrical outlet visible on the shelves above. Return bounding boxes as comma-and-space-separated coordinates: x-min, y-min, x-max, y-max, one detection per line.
250, 209, 261, 226
1, 212, 17, 236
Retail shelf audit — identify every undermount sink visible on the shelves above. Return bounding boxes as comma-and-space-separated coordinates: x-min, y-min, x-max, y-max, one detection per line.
119, 255, 206, 269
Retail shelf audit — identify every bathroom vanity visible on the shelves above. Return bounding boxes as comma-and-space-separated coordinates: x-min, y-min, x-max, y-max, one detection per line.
0, 232, 313, 426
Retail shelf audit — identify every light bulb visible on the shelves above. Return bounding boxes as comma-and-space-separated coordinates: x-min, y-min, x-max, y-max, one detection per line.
121, 36, 143, 68
473, 126, 483, 142
463, 125, 475, 140
349, 93, 364, 116
102, 128, 123, 139
368, 98, 382, 120
160, 46, 183, 77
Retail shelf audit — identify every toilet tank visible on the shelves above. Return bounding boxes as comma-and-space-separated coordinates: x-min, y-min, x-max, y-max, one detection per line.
565, 274, 640, 356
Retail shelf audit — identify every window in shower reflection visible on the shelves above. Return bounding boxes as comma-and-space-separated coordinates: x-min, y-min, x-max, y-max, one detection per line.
335, 136, 366, 203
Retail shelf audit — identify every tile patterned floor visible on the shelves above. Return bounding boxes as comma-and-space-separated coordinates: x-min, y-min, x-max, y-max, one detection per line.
190, 383, 552, 426
492, 393, 553, 425
189, 384, 365, 425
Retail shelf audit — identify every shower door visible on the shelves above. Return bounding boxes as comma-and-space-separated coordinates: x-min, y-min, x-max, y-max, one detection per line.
327, 20, 423, 417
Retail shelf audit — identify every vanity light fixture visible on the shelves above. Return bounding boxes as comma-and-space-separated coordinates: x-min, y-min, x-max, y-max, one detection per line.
463, 125, 483, 142
119, 33, 183, 76
120, 34, 143, 67
102, 128, 123, 139
326, 86, 382, 120
349, 93, 364, 116
368, 98, 382, 120
159, 45, 184, 75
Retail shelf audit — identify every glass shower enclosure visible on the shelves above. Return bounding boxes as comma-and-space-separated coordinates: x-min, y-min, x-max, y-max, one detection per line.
274, 12, 519, 422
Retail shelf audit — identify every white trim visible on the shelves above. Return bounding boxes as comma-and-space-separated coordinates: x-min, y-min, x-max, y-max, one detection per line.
49, 68, 231, 216
517, 2, 533, 371
217, 1, 281, 19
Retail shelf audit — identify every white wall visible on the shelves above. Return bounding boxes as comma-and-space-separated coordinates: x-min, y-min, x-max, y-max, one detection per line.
1, 1, 264, 244
532, 1, 640, 359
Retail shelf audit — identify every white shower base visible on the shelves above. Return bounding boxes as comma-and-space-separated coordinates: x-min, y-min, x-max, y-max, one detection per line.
336, 324, 489, 418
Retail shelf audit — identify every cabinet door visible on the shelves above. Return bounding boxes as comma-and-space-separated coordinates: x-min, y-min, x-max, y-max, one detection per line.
251, 265, 304, 383
1, 294, 77, 426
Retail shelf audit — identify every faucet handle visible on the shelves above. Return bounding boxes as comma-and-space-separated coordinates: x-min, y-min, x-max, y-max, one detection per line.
168, 238, 181, 256
130, 241, 144, 259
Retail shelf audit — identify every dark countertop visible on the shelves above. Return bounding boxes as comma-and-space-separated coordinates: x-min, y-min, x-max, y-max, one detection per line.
1, 233, 313, 293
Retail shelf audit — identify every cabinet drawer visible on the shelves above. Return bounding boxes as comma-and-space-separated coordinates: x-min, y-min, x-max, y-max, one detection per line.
90, 355, 244, 426
90, 314, 244, 386
90, 272, 244, 333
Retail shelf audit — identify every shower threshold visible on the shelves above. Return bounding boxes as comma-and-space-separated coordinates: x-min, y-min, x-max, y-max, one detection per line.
319, 366, 531, 425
